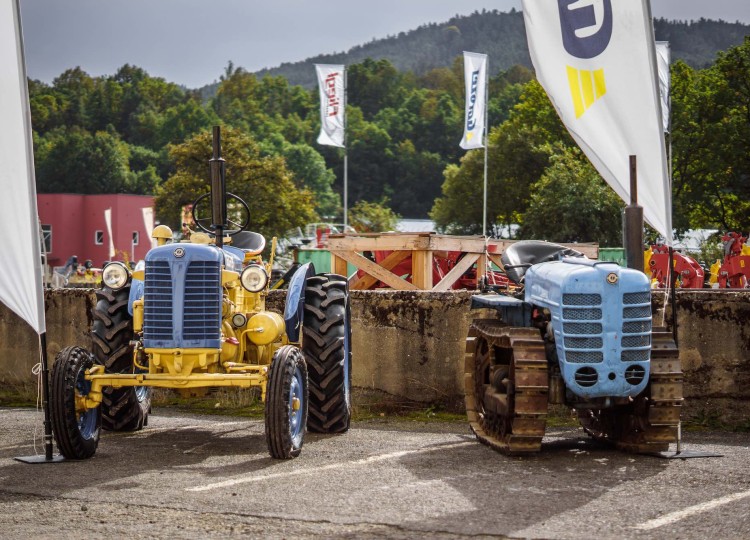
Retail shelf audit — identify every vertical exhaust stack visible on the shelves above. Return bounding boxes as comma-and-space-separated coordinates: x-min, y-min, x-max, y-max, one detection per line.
209, 126, 227, 248
624, 155, 644, 272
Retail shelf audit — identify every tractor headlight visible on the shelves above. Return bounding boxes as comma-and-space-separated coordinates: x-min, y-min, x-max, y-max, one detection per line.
241, 265, 269, 293
102, 262, 129, 290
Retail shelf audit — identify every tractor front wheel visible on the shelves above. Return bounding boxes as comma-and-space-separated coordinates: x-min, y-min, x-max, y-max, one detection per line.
51, 346, 101, 460
265, 346, 308, 459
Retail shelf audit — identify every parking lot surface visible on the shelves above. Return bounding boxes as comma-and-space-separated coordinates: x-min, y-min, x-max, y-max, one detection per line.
0, 407, 748, 539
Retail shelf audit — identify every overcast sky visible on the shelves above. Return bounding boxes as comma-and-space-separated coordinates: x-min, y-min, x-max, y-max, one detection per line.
19, 0, 750, 89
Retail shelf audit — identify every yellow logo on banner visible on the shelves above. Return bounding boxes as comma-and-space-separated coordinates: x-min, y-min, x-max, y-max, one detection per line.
567, 66, 606, 118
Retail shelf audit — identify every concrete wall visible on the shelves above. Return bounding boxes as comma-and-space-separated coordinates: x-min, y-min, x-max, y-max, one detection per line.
2, 289, 748, 426
0, 289, 94, 383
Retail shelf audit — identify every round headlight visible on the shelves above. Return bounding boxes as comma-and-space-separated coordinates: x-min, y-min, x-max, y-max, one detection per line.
241, 265, 269, 293
102, 262, 129, 290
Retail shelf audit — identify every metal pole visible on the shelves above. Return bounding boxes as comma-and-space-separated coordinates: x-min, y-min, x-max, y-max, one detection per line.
209, 126, 226, 248
343, 67, 348, 230
624, 155, 644, 271
15, 331, 64, 463
39, 333, 53, 460
482, 57, 489, 238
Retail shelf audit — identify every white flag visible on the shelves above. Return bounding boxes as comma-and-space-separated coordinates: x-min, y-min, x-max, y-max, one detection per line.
522, 0, 672, 241
315, 64, 346, 148
142, 207, 155, 249
460, 52, 488, 150
655, 41, 670, 133
104, 208, 115, 258
0, 0, 45, 334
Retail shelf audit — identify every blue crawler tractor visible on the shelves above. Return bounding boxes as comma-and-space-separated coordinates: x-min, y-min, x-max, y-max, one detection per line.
465, 241, 683, 454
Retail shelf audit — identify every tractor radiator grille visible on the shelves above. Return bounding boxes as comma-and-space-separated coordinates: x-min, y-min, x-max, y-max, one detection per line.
183, 261, 221, 341
143, 259, 222, 348
621, 290, 651, 362
143, 261, 173, 342
561, 294, 603, 363
562, 293, 601, 306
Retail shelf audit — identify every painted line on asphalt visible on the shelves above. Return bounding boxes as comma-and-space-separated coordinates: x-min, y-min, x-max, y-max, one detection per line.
634, 489, 750, 531
186, 440, 475, 492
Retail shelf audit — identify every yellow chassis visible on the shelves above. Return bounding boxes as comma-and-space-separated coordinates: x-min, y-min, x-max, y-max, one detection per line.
80, 348, 273, 411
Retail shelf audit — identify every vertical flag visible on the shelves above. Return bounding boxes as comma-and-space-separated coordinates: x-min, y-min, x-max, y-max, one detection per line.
315, 64, 346, 147
460, 52, 488, 150
142, 207, 155, 249
655, 41, 671, 133
0, 0, 46, 334
522, 0, 672, 241
104, 208, 115, 258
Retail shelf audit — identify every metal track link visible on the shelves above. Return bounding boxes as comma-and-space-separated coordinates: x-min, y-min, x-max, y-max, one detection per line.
580, 326, 683, 454
617, 327, 683, 453
465, 320, 548, 455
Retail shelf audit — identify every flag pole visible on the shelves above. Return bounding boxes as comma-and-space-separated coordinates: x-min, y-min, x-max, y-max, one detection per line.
343, 66, 348, 230
15, 332, 63, 463
482, 58, 489, 238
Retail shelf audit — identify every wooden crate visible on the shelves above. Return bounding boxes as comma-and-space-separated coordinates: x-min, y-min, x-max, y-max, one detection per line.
327, 233, 598, 291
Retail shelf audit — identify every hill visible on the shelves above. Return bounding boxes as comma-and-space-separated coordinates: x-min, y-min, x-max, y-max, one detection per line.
248, 10, 749, 89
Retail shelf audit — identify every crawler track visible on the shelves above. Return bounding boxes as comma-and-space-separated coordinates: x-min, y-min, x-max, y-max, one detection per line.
578, 326, 683, 453
465, 320, 548, 455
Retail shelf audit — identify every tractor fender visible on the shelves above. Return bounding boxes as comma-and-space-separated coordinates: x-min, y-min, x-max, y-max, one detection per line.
127, 260, 145, 316
283, 262, 315, 343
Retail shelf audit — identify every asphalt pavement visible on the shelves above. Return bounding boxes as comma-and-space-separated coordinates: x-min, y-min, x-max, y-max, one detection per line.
0, 408, 748, 539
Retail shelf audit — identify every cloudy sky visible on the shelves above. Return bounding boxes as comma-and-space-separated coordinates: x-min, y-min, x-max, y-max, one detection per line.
19, 0, 750, 89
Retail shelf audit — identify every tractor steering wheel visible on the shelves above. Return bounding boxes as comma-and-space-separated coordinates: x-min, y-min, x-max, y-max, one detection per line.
191, 192, 250, 237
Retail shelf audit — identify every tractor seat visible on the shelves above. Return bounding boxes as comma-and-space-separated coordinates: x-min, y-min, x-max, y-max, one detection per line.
231, 231, 266, 255
501, 240, 585, 283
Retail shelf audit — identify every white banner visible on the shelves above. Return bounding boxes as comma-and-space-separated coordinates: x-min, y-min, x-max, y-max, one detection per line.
0, 0, 45, 334
655, 41, 670, 133
104, 208, 115, 258
315, 64, 346, 148
522, 0, 672, 241
460, 52, 488, 150
142, 207, 155, 249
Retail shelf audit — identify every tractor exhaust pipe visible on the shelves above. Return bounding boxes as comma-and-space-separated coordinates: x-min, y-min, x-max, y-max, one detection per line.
624, 155, 644, 272
209, 126, 227, 248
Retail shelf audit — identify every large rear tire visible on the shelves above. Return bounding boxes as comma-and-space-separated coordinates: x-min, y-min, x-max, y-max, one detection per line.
51, 346, 101, 459
303, 274, 351, 433
265, 346, 308, 459
91, 284, 151, 431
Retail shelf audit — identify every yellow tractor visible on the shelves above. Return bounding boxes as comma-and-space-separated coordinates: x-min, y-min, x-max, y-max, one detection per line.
50, 127, 351, 459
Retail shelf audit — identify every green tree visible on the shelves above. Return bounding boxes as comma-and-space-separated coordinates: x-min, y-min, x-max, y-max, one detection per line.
520, 147, 624, 246
281, 142, 340, 218
349, 198, 401, 233
431, 80, 570, 234
155, 127, 317, 241
35, 127, 133, 194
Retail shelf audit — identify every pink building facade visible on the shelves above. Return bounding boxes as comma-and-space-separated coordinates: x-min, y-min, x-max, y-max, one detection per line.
37, 194, 155, 268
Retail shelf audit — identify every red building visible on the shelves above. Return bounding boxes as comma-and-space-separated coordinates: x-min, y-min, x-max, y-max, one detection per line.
37, 194, 155, 269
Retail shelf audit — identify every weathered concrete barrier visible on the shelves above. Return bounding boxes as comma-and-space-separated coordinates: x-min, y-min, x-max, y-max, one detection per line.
1, 289, 748, 426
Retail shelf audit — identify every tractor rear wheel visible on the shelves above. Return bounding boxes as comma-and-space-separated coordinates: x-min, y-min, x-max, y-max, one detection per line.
51, 346, 101, 459
303, 274, 351, 433
91, 284, 151, 431
465, 320, 548, 454
265, 346, 308, 459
